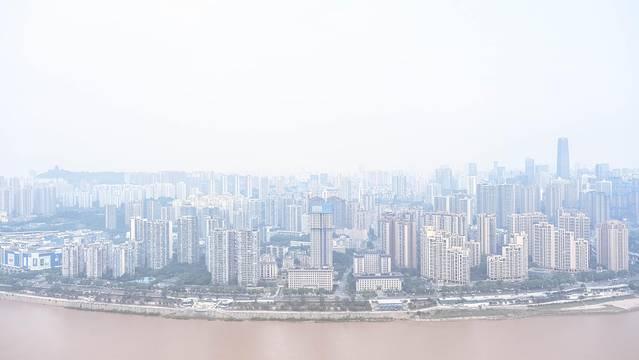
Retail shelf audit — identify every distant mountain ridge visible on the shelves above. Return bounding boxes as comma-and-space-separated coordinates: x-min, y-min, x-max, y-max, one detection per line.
38, 167, 125, 184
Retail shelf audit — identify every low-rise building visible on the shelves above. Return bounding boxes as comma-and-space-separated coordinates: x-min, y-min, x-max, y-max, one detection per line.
287, 268, 333, 291
353, 251, 391, 275
2, 247, 62, 271
355, 274, 402, 293
260, 254, 279, 280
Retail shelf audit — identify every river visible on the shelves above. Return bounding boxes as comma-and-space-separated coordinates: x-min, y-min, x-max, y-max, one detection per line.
1, 300, 638, 360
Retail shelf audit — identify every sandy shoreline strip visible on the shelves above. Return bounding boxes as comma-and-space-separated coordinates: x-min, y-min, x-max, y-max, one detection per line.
1, 291, 638, 322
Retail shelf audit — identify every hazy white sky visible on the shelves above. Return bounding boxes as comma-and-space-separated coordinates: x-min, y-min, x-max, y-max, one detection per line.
1, 0, 638, 176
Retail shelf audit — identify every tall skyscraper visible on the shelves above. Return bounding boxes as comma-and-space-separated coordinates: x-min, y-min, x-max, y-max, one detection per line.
532, 222, 554, 267
466, 162, 477, 177
129, 217, 146, 268
556, 137, 570, 179
125, 202, 143, 228
86, 242, 111, 279
177, 216, 198, 264
144, 199, 161, 220
379, 212, 418, 269
597, 221, 629, 272
496, 184, 515, 229
595, 163, 610, 180
309, 205, 334, 268
421, 212, 467, 236
285, 204, 302, 232
514, 184, 540, 213
487, 242, 526, 281
329, 197, 349, 229
112, 243, 134, 278
391, 174, 408, 199
525, 158, 536, 185
508, 212, 547, 247
105, 204, 118, 231
420, 227, 470, 285
258, 176, 270, 199
477, 213, 497, 255
456, 196, 473, 227
235, 230, 260, 286
433, 196, 452, 213
544, 179, 569, 224
476, 184, 497, 215
62, 243, 81, 278
558, 211, 591, 241
379, 212, 395, 253
391, 212, 418, 270
435, 167, 454, 194
244, 175, 254, 198
571, 238, 590, 273
207, 229, 259, 286
145, 220, 172, 270
208, 230, 234, 285
554, 228, 575, 271
510, 233, 529, 275
531, 222, 589, 272
583, 191, 610, 229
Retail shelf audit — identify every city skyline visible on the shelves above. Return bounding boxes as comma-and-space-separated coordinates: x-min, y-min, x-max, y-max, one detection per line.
1, 141, 634, 296
2, 2, 639, 359
1, 136, 625, 178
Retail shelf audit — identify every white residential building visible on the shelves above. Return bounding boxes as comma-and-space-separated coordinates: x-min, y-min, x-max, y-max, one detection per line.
597, 221, 629, 272
287, 268, 333, 291
260, 254, 279, 280
420, 227, 471, 286
353, 251, 392, 275
355, 274, 402, 293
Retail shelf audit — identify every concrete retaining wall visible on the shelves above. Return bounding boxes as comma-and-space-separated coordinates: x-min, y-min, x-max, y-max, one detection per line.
0, 292, 410, 321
